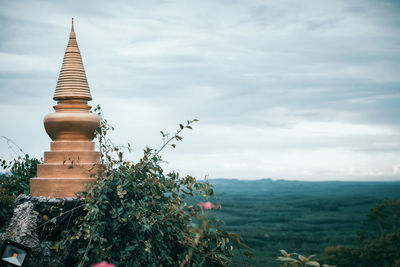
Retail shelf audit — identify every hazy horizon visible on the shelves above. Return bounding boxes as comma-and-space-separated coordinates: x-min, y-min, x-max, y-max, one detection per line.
1, 0, 399, 181
205, 177, 400, 182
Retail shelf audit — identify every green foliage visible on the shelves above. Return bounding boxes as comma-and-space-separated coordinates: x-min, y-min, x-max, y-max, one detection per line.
322, 200, 400, 267
357, 199, 400, 241
322, 246, 361, 267
361, 231, 400, 266
53, 108, 248, 266
0, 153, 40, 231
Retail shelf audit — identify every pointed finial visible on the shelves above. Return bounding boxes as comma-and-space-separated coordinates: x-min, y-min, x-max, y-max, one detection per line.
70, 18, 76, 38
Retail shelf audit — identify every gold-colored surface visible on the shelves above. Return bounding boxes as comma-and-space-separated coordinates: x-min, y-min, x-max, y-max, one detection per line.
37, 164, 100, 178
30, 19, 101, 198
44, 151, 100, 164
30, 178, 97, 198
53, 18, 92, 101
44, 111, 100, 141
50, 141, 96, 151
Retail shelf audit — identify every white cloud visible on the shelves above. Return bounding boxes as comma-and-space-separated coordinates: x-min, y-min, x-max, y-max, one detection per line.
1, 0, 400, 181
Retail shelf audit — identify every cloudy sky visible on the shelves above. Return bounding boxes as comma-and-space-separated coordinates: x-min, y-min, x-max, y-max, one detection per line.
0, 0, 399, 181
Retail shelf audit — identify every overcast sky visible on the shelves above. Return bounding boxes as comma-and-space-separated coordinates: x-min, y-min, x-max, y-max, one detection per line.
0, 0, 399, 181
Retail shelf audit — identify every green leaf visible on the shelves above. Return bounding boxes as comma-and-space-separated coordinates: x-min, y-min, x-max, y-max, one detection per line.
306, 261, 320, 267
299, 254, 307, 261
280, 249, 288, 256
277, 256, 298, 262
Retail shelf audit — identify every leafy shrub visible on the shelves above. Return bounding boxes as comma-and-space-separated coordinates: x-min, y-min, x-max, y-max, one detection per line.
0, 153, 40, 231
357, 199, 400, 241
52, 108, 249, 266
322, 246, 361, 267
322, 200, 400, 267
277, 249, 335, 267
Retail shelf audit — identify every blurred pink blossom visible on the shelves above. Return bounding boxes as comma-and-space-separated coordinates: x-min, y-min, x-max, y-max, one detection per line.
91, 262, 116, 267
200, 201, 216, 210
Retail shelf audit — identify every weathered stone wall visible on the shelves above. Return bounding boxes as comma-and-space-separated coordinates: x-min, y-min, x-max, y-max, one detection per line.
0, 194, 85, 266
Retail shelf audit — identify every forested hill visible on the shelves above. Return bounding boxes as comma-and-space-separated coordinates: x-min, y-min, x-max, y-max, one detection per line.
206, 179, 400, 266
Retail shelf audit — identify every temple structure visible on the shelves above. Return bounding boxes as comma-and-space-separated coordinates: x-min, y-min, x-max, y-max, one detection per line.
30, 19, 101, 198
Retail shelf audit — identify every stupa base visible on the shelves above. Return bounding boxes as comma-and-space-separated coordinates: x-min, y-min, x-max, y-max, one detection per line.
30, 178, 97, 198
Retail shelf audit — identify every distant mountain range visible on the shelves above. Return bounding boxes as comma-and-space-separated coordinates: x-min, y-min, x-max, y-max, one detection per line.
208, 178, 400, 198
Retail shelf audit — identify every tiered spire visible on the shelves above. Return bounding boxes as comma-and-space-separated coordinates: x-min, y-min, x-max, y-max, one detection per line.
31, 19, 101, 198
53, 18, 92, 101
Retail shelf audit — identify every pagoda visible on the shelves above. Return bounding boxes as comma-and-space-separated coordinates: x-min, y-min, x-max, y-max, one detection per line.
30, 19, 101, 198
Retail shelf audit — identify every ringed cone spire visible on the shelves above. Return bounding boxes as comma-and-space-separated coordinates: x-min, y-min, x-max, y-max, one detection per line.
53, 18, 92, 101
31, 19, 101, 198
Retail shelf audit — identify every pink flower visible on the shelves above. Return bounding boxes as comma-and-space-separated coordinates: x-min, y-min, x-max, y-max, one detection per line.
200, 201, 216, 210
91, 262, 116, 267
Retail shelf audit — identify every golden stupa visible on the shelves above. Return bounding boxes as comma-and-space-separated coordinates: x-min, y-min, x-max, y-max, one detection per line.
30, 19, 101, 198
